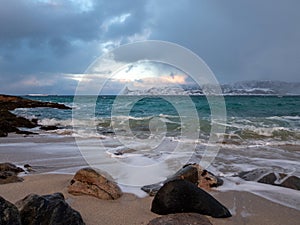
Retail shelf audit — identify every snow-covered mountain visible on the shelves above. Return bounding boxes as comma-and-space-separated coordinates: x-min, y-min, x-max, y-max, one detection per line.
122, 81, 300, 95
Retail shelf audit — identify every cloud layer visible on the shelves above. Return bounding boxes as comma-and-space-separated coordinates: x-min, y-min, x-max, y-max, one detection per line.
0, 0, 299, 94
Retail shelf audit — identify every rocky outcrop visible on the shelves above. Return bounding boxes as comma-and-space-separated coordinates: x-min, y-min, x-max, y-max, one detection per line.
0, 196, 21, 225
0, 162, 24, 184
68, 167, 122, 200
151, 179, 231, 218
238, 168, 300, 190
142, 164, 223, 196
0, 95, 70, 110
0, 94, 70, 137
147, 213, 213, 225
16, 192, 85, 225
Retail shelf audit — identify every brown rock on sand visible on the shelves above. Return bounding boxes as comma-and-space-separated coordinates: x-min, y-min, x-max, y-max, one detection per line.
0, 162, 24, 184
68, 167, 122, 200
147, 213, 213, 225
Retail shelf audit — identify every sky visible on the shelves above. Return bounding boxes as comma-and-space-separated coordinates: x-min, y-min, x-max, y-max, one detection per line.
0, 0, 299, 94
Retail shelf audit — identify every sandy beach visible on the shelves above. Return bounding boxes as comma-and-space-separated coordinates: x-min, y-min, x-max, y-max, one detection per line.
0, 174, 299, 225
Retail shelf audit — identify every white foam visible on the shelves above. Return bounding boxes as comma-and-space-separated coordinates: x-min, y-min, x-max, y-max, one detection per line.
218, 177, 300, 210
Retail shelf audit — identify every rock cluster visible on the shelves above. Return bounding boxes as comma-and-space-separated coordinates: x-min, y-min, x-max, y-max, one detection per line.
0, 193, 85, 225
238, 168, 300, 190
68, 167, 122, 200
0, 94, 70, 137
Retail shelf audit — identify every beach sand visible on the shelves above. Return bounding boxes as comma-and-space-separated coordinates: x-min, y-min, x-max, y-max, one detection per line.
0, 174, 299, 225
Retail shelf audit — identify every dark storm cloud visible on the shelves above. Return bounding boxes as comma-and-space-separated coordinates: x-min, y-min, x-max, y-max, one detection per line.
147, 0, 300, 83
0, 0, 147, 94
0, 0, 299, 94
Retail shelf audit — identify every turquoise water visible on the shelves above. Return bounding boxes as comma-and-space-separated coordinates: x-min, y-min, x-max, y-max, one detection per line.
15, 95, 299, 143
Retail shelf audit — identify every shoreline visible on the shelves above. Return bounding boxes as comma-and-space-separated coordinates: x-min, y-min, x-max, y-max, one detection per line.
0, 174, 299, 225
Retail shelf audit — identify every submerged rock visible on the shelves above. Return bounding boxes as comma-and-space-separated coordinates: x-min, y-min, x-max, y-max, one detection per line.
40, 125, 59, 131
16, 192, 85, 225
0, 162, 24, 184
147, 213, 213, 225
151, 179, 231, 218
68, 167, 122, 200
142, 163, 223, 196
0, 196, 21, 225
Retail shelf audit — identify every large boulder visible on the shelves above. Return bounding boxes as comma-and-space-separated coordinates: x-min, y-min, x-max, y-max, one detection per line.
15, 192, 85, 225
147, 213, 213, 225
0, 196, 21, 225
68, 167, 122, 200
151, 179, 231, 218
0, 162, 24, 184
238, 169, 300, 190
142, 164, 223, 196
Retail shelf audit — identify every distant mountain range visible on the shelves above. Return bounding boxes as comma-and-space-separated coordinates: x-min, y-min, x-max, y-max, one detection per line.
122, 81, 300, 96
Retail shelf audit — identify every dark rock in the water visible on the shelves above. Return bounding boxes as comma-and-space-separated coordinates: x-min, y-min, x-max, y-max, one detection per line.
151, 179, 231, 218
0, 163, 24, 184
0, 94, 71, 137
147, 213, 213, 225
16, 130, 38, 135
16, 192, 85, 225
40, 125, 59, 131
142, 164, 223, 196
0, 196, 22, 225
238, 168, 271, 181
238, 168, 300, 191
258, 172, 277, 185
24, 164, 35, 172
68, 167, 122, 200
280, 176, 300, 190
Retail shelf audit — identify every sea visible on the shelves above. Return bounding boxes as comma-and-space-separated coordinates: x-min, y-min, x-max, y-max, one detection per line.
8, 95, 300, 208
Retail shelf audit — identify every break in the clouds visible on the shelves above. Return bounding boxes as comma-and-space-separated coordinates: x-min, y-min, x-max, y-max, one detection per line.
0, 0, 299, 94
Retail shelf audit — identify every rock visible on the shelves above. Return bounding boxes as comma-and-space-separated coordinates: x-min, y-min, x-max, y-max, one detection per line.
24, 164, 35, 172
151, 179, 231, 218
16, 192, 85, 225
257, 172, 277, 185
238, 169, 300, 191
142, 164, 223, 196
0, 162, 24, 173
0, 171, 24, 184
0, 196, 21, 225
238, 168, 271, 181
147, 213, 213, 225
280, 176, 300, 190
0, 162, 24, 184
68, 167, 122, 200
16, 130, 38, 135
